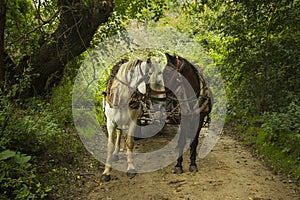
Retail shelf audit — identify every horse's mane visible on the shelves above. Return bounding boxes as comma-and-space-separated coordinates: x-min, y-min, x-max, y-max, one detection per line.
105, 59, 147, 107
121, 59, 143, 72
179, 57, 213, 110
179, 57, 198, 75
178, 56, 209, 88
111, 59, 128, 76
105, 59, 128, 95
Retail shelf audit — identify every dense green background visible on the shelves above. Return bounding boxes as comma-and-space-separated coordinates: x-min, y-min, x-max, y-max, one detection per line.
0, 0, 299, 198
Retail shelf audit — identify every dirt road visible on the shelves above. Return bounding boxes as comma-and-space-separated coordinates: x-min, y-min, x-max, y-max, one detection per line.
79, 126, 299, 200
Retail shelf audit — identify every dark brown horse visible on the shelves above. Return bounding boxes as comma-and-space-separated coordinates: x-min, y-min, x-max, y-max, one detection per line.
163, 53, 213, 173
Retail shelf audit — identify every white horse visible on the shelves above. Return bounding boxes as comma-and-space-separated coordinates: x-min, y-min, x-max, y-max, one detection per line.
101, 58, 160, 182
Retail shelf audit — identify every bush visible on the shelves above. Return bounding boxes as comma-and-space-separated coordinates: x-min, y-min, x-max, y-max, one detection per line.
0, 150, 51, 199
0, 97, 64, 155
0, 93, 66, 198
261, 101, 300, 158
236, 101, 300, 187
255, 101, 300, 182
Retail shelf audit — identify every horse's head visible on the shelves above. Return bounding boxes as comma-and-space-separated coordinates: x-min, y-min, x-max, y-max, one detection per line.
163, 53, 208, 113
148, 57, 165, 91
165, 53, 190, 71
129, 58, 157, 94
163, 52, 198, 88
163, 53, 187, 89
117, 59, 151, 93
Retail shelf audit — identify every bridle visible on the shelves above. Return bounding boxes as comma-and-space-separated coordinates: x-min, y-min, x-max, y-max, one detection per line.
165, 57, 185, 88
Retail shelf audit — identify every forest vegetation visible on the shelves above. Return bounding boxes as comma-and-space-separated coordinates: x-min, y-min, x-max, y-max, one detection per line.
0, 0, 299, 198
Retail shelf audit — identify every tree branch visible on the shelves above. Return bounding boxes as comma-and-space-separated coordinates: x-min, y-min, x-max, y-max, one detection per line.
17, 0, 113, 98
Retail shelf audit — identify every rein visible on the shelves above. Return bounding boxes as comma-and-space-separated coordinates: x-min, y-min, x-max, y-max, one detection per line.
176, 57, 185, 72
114, 76, 131, 88
165, 57, 184, 88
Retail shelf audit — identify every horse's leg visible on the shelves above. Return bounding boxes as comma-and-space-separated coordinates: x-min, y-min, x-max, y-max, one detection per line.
174, 125, 186, 174
125, 109, 139, 177
100, 119, 117, 182
189, 115, 205, 172
126, 125, 136, 177
126, 132, 136, 177
112, 129, 121, 161
189, 130, 200, 172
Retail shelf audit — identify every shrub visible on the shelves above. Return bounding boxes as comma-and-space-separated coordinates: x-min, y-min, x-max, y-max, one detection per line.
0, 149, 51, 199
261, 101, 300, 157
256, 101, 300, 182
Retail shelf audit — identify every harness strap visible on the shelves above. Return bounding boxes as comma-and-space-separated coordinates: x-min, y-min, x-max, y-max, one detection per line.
165, 57, 183, 88
176, 57, 185, 72
169, 58, 212, 114
149, 89, 166, 95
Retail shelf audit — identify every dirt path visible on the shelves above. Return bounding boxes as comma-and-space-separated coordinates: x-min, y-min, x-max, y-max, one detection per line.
81, 126, 299, 200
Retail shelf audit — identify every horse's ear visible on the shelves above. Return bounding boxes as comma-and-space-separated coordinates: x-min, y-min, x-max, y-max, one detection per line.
178, 56, 187, 65
165, 52, 175, 63
146, 58, 151, 63
165, 53, 171, 61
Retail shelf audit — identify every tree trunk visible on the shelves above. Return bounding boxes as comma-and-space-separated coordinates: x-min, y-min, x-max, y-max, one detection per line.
17, 0, 113, 98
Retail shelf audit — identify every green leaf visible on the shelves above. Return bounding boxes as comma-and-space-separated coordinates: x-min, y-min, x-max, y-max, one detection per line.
13, 153, 31, 165
0, 172, 5, 182
0, 150, 16, 160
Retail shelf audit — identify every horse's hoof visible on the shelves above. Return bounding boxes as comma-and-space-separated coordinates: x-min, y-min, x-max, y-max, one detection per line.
100, 174, 111, 182
173, 166, 184, 174
127, 169, 137, 178
189, 165, 198, 172
112, 154, 119, 162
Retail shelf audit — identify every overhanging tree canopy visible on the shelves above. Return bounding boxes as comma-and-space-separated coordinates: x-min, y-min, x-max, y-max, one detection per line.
1, 0, 113, 98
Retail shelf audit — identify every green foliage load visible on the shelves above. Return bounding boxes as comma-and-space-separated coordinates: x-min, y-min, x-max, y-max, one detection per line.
258, 102, 300, 179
